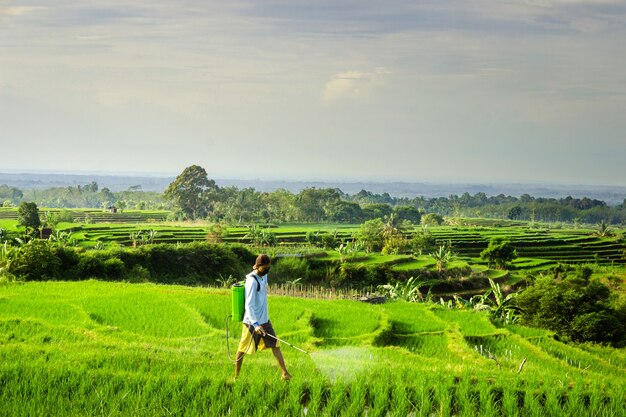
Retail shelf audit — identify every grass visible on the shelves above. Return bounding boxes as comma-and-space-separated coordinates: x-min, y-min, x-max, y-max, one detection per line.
1, 280, 624, 416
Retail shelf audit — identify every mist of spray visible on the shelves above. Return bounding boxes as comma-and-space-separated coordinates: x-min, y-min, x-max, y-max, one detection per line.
309, 346, 373, 382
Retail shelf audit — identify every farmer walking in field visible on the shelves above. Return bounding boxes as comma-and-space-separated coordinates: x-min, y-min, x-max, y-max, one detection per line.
234, 254, 292, 380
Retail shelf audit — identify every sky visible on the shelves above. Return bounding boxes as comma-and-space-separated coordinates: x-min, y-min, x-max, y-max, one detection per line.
1, 0, 625, 185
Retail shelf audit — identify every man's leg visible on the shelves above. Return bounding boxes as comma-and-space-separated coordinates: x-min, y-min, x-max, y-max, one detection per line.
271, 347, 292, 380
234, 351, 245, 378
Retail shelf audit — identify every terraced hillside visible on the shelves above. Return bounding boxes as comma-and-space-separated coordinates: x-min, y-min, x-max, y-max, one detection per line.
0, 207, 168, 223
1, 281, 624, 416
428, 226, 625, 266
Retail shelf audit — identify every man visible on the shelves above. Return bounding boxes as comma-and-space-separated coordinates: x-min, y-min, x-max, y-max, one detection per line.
234, 254, 292, 380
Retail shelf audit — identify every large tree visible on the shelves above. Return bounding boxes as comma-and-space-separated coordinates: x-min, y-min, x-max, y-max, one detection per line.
480, 238, 517, 269
163, 165, 219, 220
17, 202, 41, 230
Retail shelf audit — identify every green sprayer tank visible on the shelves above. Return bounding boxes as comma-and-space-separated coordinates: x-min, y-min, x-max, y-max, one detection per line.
231, 283, 245, 322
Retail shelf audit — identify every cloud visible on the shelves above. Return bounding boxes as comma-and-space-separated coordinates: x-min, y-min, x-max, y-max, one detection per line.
322, 67, 391, 101
0, 6, 37, 17
0, 5, 44, 21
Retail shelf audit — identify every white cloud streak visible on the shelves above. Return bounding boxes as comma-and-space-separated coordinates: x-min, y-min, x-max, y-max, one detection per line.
322, 68, 391, 101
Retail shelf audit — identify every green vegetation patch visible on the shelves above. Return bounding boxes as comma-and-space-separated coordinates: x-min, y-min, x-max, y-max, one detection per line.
0, 281, 625, 416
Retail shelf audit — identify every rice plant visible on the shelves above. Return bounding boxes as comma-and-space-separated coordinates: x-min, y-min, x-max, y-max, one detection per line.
1, 280, 625, 416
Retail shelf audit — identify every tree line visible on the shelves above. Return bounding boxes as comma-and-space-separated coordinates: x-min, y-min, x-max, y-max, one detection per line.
0, 182, 165, 211
162, 165, 626, 224
2, 165, 625, 224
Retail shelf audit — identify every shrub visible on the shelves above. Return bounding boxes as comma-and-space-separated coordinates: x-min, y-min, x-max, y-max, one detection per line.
125, 264, 151, 283
51, 246, 80, 276
9, 241, 256, 285
480, 238, 517, 269
75, 252, 107, 279
333, 263, 392, 288
9, 240, 60, 281
320, 232, 339, 250
516, 273, 626, 346
357, 219, 384, 253
103, 258, 125, 280
271, 257, 310, 283
305, 231, 322, 246
56, 210, 74, 223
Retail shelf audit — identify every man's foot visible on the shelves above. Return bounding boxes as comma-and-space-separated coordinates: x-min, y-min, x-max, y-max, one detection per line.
281, 372, 292, 381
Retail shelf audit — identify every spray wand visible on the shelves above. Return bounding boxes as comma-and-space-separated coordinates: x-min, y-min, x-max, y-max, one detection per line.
264, 333, 309, 355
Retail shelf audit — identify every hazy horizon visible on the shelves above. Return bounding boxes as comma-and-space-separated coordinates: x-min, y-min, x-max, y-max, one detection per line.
1, 1, 625, 186
1, 167, 626, 188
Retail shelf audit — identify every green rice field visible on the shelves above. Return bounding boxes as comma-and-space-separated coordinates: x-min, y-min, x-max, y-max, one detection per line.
1, 281, 624, 416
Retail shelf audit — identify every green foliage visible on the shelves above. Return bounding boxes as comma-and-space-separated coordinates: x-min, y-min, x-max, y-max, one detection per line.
8, 240, 60, 280
5, 241, 254, 285
337, 240, 363, 262
592, 220, 613, 237
361, 203, 392, 220
0, 242, 18, 278
430, 243, 453, 273
293, 188, 343, 222
74, 252, 125, 279
205, 223, 227, 243
163, 165, 218, 220
271, 256, 311, 283
392, 205, 421, 224
326, 200, 363, 223
410, 227, 436, 255
0, 184, 23, 203
1, 281, 626, 416
320, 231, 339, 250
244, 225, 277, 247
507, 206, 524, 220
357, 218, 384, 252
333, 263, 391, 288
381, 214, 409, 255
421, 213, 444, 226
377, 276, 424, 302
480, 238, 517, 269
516, 271, 626, 346
17, 202, 41, 230
305, 230, 322, 246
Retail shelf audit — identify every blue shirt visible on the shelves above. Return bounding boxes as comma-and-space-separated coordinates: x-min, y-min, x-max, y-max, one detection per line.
243, 272, 269, 326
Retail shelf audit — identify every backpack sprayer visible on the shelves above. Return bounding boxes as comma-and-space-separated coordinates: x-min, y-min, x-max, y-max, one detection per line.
225, 282, 308, 361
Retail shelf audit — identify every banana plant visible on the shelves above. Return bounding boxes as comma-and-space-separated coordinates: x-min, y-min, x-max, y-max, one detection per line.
0, 242, 18, 276
593, 220, 613, 237
377, 276, 424, 303
430, 243, 453, 273
488, 278, 520, 324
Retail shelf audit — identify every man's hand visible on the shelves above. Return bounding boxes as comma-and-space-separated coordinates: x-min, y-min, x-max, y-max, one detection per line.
254, 325, 266, 336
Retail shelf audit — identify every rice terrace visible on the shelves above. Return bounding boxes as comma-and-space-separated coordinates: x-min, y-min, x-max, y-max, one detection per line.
1, 281, 625, 416
1, 174, 625, 416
